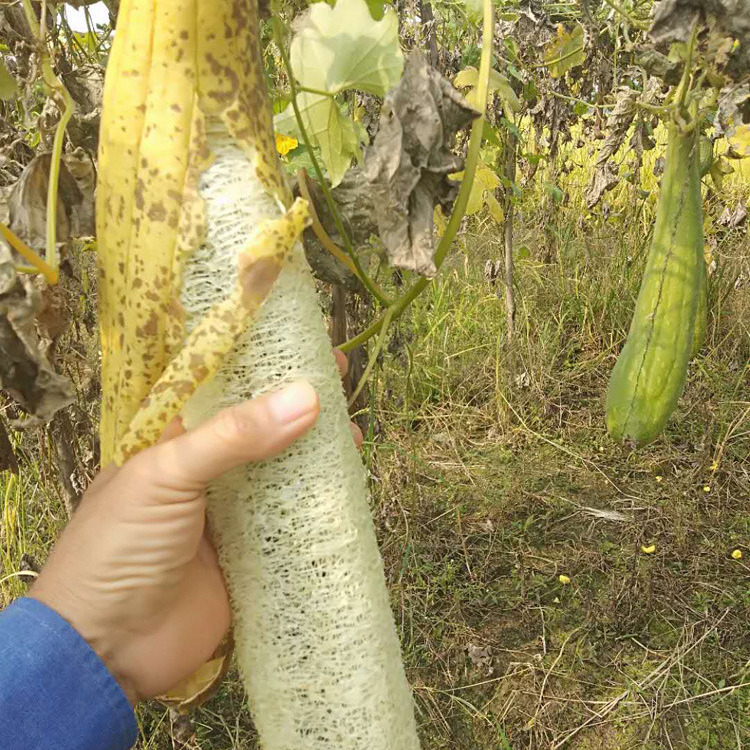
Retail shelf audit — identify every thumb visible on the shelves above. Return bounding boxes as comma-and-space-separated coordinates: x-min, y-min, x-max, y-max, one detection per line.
126, 381, 320, 495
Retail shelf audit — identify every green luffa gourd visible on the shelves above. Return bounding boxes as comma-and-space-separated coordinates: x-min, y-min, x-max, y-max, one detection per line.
606, 121, 704, 447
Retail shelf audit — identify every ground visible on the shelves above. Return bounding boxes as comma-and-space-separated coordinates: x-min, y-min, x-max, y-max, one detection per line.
1, 211, 748, 749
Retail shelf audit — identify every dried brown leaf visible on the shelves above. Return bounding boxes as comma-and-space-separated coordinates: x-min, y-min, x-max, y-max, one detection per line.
364, 53, 478, 277
650, 0, 750, 77
719, 201, 748, 227
586, 162, 619, 209
0, 415, 18, 474
0, 243, 74, 420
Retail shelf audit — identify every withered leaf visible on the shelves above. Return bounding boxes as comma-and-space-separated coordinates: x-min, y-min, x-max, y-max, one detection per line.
586, 162, 619, 209
0, 243, 74, 420
0, 414, 18, 474
364, 53, 478, 277
635, 48, 682, 85
719, 201, 748, 227
650, 0, 750, 77
596, 87, 639, 166
715, 84, 750, 158
7, 152, 94, 254
585, 87, 641, 209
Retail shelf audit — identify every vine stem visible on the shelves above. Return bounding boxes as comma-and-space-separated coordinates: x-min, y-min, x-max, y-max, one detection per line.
296, 169, 389, 300
22, 0, 73, 280
0, 221, 58, 284
674, 20, 700, 120
297, 84, 336, 98
272, 19, 391, 307
600, 0, 649, 30
340, 0, 494, 353
348, 305, 394, 407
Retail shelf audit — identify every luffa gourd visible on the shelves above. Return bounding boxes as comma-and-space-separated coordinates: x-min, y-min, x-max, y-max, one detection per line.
96, 1, 420, 748
605, 117, 704, 447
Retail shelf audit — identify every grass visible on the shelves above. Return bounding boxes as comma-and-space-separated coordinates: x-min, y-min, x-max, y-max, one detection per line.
1, 195, 749, 748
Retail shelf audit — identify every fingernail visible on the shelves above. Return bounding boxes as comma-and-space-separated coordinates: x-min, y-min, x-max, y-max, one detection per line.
350, 422, 363, 447
267, 381, 318, 424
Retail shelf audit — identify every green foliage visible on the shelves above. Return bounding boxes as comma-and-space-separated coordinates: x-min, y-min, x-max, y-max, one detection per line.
274, 0, 403, 185
458, 159, 504, 224
699, 135, 713, 177
454, 65, 519, 112
0, 56, 17, 101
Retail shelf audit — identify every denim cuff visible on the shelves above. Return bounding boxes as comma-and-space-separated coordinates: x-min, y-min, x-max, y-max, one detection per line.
0, 597, 137, 750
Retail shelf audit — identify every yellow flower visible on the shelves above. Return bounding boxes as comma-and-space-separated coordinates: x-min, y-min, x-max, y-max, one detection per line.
703, 485, 711, 493
732, 549, 743, 560
558, 574, 571, 585
655, 475, 663, 483
274, 132, 298, 156
641, 544, 656, 554
710, 461, 719, 472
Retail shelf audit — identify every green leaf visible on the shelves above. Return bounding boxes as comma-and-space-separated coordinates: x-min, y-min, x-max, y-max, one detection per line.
517, 245, 531, 259
544, 23, 586, 78
499, 116, 522, 141
272, 93, 291, 114
475, 161, 501, 191
283, 146, 317, 175
523, 152, 543, 166
274, 93, 360, 186
290, 0, 403, 97
454, 66, 480, 89
74, 31, 99, 55
464, 0, 482, 21
485, 191, 504, 225
482, 120, 503, 148
460, 45, 481, 69
0, 56, 17, 101
464, 175, 485, 215
365, 0, 386, 21
456, 66, 520, 112
507, 64, 524, 82
504, 37, 519, 61
667, 42, 688, 63
522, 80, 538, 103
496, 77, 520, 112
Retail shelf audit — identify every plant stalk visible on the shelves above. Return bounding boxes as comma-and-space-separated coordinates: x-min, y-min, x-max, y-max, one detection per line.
340, 0, 494, 352
22, 0, 74, 280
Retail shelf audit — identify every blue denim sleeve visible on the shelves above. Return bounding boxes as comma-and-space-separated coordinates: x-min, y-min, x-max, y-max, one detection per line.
0, 597, 138, 750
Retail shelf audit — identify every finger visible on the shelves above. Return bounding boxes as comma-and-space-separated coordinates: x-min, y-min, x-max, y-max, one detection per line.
81, 463, 119, 498
84, 419, 186, 502
130, 381, 320, 493
334, 348, 348, 379
350, 421, 363, 450
157, 416, 185, 444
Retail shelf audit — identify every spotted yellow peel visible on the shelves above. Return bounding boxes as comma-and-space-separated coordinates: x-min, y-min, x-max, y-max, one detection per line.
97, 0, 307, 710
97, 0, 298, 467
114, 199, 310, 464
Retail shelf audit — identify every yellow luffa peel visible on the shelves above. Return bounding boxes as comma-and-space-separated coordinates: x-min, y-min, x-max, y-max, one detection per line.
97, 0, 299, 465
97, 0, 308, 708
114, 199, 309, 464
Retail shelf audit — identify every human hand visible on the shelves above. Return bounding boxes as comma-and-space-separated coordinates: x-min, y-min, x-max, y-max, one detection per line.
30, 350, 362, 704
